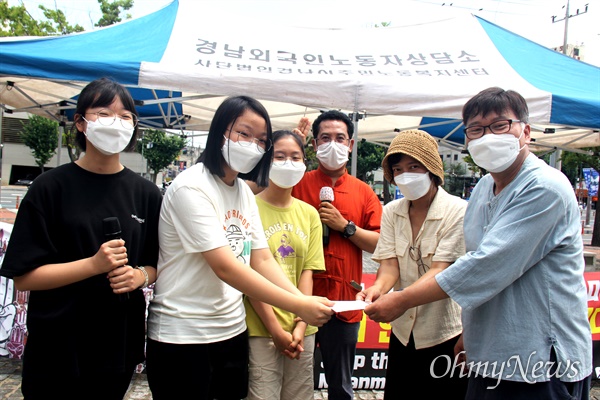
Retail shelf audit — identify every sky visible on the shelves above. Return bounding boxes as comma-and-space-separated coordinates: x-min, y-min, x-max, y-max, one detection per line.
7, 0, 600, 66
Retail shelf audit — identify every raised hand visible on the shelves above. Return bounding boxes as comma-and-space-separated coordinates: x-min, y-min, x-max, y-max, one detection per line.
292, 117, 311, 145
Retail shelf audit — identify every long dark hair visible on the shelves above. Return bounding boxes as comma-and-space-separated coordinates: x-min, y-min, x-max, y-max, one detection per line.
198, 96, 273, 187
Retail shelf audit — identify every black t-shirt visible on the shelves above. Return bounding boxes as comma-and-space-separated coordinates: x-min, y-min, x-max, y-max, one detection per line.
1, 162, 162, 377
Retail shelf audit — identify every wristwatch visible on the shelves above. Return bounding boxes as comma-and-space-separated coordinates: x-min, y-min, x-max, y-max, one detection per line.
342, 221, 356, 238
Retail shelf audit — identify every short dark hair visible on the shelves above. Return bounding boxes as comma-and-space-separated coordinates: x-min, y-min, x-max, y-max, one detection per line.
272, 130, 306, 158
198, 96, 273, 187
312, 110, 354, 139
462, 87, 529, 125
73, 77, 139, 152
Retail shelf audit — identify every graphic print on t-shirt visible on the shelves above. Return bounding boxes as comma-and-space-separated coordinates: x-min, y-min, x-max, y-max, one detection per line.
276, 234, 295, 258
223, 207, 253, 265
225, 224, 251, 264
262, 221, 309, 281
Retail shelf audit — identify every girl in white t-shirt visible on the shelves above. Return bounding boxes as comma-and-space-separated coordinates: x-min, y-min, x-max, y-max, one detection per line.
146, 96, 333, 400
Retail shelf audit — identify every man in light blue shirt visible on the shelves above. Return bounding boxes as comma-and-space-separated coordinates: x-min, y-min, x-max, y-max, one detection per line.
364, 87, 592, 399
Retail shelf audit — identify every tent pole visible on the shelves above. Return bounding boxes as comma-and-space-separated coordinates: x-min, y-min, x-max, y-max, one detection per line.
56, 121, 64, 168
350, 111, 360, 177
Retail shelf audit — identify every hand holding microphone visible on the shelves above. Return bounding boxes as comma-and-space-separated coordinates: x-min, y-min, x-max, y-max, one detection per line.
319, 187, 334, 246
101, 217, 130, 300
103, 217, 121, 242
93, 217, 128, 273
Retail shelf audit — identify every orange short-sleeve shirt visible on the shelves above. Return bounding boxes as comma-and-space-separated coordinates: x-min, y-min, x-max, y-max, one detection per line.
293, 168, 382, 323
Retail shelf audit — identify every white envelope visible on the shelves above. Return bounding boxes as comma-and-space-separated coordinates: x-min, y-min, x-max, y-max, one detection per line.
331, 300, 369, 313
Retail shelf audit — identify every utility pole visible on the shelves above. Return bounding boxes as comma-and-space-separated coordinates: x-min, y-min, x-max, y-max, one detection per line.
550, 1, 589, 171
552, 0, 589, 56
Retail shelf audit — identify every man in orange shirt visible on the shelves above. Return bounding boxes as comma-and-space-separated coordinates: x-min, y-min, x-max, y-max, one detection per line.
292, 110, 382, 400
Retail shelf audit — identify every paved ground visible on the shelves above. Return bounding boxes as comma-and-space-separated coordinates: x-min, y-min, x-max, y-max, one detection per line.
0, 354, 599, 399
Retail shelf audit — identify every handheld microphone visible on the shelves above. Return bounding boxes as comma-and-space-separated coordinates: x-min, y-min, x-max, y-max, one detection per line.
103, 217, 121, 241
319, 187, 334, 247
102, 217, 129, 301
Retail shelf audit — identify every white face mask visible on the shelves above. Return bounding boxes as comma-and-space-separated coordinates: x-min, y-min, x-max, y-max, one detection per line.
83, 117, 134, 156
221, 136, 264, 174
467, 129, 524, 173
394, 172, 432, 201
269, 161, 306, 189
316, 141, 349, 170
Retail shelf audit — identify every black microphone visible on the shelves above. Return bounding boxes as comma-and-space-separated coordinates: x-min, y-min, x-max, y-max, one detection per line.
103, 217, 121, 241
319, 187, 334, 247
102, 217, 129, 301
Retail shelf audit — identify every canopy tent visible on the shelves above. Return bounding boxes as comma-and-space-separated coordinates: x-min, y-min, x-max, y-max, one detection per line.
1, 0, 599, 158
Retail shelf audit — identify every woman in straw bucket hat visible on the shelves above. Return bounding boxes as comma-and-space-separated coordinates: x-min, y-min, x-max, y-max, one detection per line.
357, 129, 468, 399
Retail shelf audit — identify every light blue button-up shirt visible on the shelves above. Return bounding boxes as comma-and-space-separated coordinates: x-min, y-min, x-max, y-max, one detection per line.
437, 154, 592, 383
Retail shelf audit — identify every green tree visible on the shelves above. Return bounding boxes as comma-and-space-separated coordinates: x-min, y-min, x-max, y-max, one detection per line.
0, 0, 132, 37
139, 129, 186, 183
96, 0, 133, 27
0, 1, 83, 36
556, 150, 584, 186
444, 162, 467, 197
0, 1, 41, 36
38, 5, 84, 34
560, 147, 600, 246
304, 142, 318, 172
64, 126, 82, 162
20, 115, 58, 173
462, 154, 483, 176
349, 139, 386, 184
560, 148, 600, 184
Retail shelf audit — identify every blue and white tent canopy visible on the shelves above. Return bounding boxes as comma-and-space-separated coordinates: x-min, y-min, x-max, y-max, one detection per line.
0, 0, 598, 150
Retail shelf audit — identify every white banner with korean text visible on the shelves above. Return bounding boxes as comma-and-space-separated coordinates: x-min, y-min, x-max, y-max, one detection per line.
139, 2, 550, 120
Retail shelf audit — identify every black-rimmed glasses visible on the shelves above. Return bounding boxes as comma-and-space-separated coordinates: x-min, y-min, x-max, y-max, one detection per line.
409, 246, 429, 277
85, 109, 138, 129
230, 130, 272, 153
463, 119, 522, 140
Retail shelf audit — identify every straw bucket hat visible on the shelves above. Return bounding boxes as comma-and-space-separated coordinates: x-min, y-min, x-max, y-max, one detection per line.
381, 129, 445, 185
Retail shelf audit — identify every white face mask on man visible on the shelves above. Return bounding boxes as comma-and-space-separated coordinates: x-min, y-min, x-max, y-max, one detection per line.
316, 141, 349, 170
221, 136, 264, 174
467, 127, 525, 173
394, 172, 432, 200
83, 117, 134, 155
